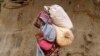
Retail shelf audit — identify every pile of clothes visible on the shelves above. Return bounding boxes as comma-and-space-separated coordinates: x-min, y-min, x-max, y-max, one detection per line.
34, 4, 74, 56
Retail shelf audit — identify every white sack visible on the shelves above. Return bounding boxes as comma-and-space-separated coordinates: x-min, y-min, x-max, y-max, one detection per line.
44, 4, 73, 29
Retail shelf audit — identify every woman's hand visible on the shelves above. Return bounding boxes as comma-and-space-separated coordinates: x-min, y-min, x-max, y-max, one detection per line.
35, 32, 44, 40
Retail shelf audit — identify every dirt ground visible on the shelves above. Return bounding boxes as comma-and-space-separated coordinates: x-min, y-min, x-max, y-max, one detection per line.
0, 0, 100, 56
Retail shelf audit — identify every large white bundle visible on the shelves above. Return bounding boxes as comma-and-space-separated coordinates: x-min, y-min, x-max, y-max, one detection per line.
44, 4, 73, 29
44, 5, 74, 47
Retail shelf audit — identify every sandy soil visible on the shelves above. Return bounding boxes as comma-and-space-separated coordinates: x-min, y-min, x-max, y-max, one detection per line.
0, 0, 100, 56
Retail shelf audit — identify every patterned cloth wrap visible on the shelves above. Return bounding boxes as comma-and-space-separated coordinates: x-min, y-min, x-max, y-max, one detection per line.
38, 11, 52, 24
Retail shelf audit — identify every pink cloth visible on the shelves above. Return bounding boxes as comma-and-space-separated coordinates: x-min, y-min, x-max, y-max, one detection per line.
38, 11, 52, 24
38, 39, 53, 51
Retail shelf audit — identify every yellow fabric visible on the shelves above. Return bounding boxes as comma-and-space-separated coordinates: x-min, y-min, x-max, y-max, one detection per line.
53, 25, 74, 47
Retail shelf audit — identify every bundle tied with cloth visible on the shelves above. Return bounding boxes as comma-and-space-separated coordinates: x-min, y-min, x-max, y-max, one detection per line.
44, 4, 74, 47
34, 4, 74, 56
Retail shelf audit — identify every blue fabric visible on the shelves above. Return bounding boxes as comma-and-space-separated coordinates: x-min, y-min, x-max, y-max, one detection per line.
36, 44, 45, 56
41, 24, 56, 42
